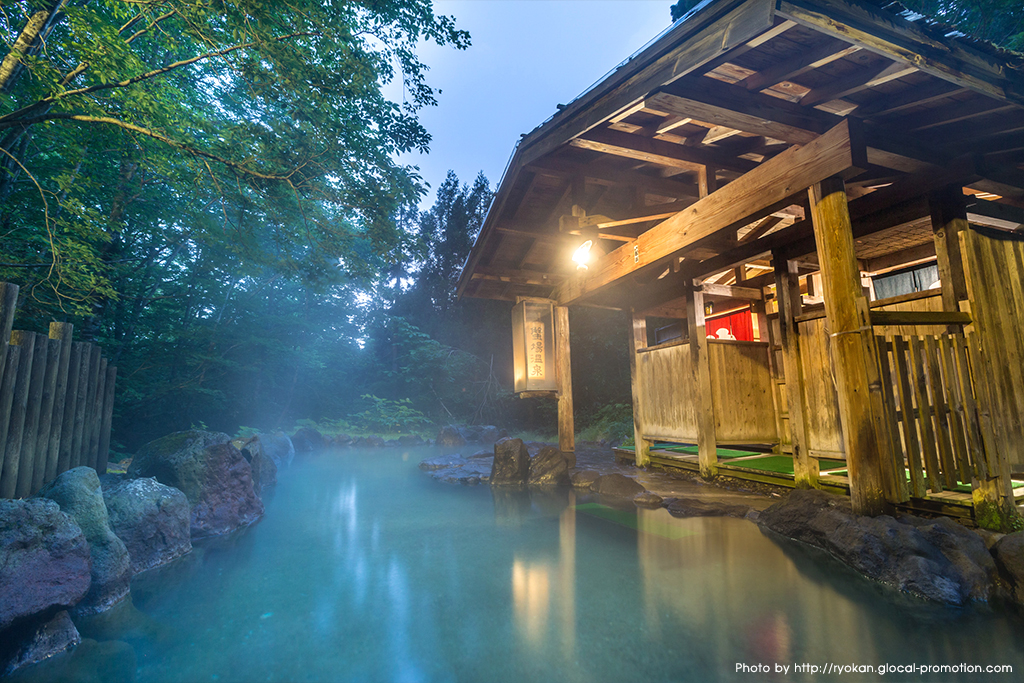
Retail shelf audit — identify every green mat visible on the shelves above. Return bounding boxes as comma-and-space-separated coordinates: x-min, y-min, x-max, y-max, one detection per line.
821, 472, 1024, 493
654, 444, 759, 459
723, 455, 796, 474
576, 503, 698, 540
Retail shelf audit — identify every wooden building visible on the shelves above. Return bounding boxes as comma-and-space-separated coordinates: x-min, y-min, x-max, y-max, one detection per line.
456, 0, 1024, 530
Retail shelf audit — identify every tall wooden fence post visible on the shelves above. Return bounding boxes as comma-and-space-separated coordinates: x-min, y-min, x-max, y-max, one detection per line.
1, 331, 36, 498
686, 284, 718, 479
0, 284, 18, 497
58, 342, 82, 475
555, 306, 575, 456
15, 332, 48, 498
70, 343, 91, 469
628, 311, 650, 467
44, 323, 73, 483
97, 364, 117, 475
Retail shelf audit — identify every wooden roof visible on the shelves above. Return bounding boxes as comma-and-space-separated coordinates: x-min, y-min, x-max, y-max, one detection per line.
457, 0, 1024, 312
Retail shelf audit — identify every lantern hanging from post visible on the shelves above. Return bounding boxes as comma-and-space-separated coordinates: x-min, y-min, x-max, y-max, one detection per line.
512, 299, 557, 394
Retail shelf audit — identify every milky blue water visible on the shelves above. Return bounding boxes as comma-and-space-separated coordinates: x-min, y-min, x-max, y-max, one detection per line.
25, 447, 1024, 682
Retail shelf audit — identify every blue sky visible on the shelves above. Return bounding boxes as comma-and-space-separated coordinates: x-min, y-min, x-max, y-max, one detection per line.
398, 0, 673, 206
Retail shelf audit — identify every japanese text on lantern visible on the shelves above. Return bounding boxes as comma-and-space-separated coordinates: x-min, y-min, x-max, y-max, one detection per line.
527, 321, 545, 380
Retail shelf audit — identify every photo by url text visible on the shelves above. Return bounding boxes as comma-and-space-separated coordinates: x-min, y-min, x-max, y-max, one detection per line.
735, 662, 1015, 675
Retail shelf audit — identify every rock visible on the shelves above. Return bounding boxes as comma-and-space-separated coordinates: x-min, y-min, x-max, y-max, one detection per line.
396, 434, 425, 447
38, 467, 131, 614
234, 436, 278, 496
429, 459, 492, 485
261, 432, 294, 468
634, 491, 664, 508
528, 446, 570, 486
291, 426, 324, 452
353, 435, 385, 448
469, 450, 493, 459
330, 434, 353, 447
590, 473, 646, 498
758, 489, 997, 605
570, 470, 601, 490
128, 430, 264, 539
476, 426, 508, 444
0, 498, 90, 632
102, 477, 192, 575
665, 498, 752, 518
490, 438, 530, 486
992, 531, 1024, 606
1, 610, 80, 676
436, 425, 467, 448
562, 450, 577, 469
419, 454, 468, 471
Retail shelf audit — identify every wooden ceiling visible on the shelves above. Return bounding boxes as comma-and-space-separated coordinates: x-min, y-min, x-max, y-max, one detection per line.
457, 0, 1024, 313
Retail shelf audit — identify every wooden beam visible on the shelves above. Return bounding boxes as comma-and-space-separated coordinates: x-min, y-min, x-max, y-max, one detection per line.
863, 240, 936, 274
777, 0, 1024, 108
929, 187, 970, 309
739, 38, 861, 92
774, 256, 816, 487
868, 310, 972, 326
855, 80, 965, 118
628, 311, 650, 467
685, 287, 717, 479
967, 197, 1024, 230
570, 127, 757, 174
739, 215, 784, 243
699, 282, 763, 300
471, 265, 566, 287
809, 175, 894, 515
800, 60, 917, 107
518, 0, 776, 166
554, 119, 863, 305
555, 306, 575, 454
647, 77, 829, 145
526, 158, 700, 199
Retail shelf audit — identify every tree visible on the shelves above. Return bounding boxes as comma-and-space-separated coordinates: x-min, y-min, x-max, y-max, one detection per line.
1, 0, 469, 315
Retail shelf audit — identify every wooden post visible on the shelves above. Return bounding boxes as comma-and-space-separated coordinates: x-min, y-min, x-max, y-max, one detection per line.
627, 310, 650, 466
97, 364, 117, 475
70, 343, 91, 469
52, 323, 75, 478
0, 283, 17, 394
83, 345, 101, 469
1, 331, 36, 498
45, 323, 72, 482
698, 165, 718, 198
60, 342, 83, 472
929, 187, 970, 310
15, 333, 47, 498
685, 285, 717, 479
773, 255, 817, 488
88, 357, 107, 471
555, 306, 575, 456
809, 176, 893, 515
33, 336, 62, 493
0, 346, 20, 498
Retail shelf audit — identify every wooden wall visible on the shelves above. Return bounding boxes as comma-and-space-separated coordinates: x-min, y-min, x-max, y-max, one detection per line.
794, 290, 945, 461
635, 338, 776, 444
960, 229, 1024, 468
0, 282, 117, 499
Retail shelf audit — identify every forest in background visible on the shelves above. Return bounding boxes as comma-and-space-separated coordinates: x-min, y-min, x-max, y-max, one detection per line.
0, 1, 632, 455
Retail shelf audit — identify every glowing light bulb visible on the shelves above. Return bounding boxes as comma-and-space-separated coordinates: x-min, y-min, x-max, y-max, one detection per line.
572, 240, 593, 271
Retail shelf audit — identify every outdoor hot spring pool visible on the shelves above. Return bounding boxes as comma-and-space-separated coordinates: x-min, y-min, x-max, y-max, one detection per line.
18, 446, 1024, 683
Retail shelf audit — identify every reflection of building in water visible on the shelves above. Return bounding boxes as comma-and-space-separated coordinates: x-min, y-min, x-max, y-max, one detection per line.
511, 496, 576, 657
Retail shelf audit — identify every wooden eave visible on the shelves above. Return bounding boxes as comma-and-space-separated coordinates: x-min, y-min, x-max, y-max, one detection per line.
456, 0, 1024, 310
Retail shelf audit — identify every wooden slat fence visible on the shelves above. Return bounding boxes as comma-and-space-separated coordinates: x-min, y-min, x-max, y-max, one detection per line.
0, 282, 117, 499
875, 330, 987, 502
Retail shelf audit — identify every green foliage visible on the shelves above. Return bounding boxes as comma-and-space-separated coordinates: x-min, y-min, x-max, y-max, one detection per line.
348, 395, 432, 433
892, 0, 1024, 50
578, 403, 634, 443
234, 426, 260, 439
670, 0, 703, 23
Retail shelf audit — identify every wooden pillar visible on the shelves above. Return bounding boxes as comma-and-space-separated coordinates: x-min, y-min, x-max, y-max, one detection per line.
83, 345, 101, 469
33, 335, 61, 493
685, 285, 717, 479
773, 255, 817, 488
0, 283, 17, 393
1, 331, 36, 498
0, 283, 18, 498
45, 323, 72, 482
97, 363, 117, 476
809, 176, 894, 515
15, 332, 48, 498
0, 346, 18, 498
627, 310, 650, 467
929, 187, 970, 310
61, 342, 83, 471
698, 165, 718, 198
555, 306, 575, 456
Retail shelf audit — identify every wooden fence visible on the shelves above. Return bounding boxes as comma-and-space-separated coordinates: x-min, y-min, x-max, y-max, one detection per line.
0, 282, 117, 499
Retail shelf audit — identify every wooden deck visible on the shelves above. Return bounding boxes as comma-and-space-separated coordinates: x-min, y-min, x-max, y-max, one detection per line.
614, 446, 1024, 524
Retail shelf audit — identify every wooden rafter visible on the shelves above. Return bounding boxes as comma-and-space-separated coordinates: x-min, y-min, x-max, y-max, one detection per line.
739, 38, 861, 92
570, 126, 757, 174
800, 60, 917, 107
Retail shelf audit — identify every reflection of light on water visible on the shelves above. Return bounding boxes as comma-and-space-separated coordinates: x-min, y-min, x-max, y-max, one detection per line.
512, 559, 551, 645
511, 497, 577, 659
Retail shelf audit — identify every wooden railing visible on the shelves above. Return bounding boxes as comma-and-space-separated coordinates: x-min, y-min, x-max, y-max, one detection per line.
0, 282, 117, 499
875, 329, 985, 501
